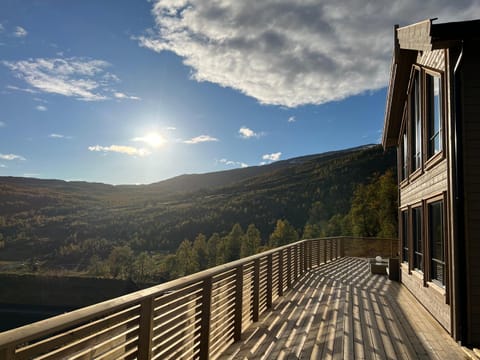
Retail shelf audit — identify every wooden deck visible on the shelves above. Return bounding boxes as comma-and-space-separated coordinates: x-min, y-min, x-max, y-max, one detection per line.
220, 257, 465, 360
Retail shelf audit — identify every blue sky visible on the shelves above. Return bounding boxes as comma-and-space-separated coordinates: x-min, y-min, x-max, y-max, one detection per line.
1, 1, 479, 185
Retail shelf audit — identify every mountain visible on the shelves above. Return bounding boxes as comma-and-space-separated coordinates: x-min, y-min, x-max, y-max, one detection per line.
0, 144, 396, 270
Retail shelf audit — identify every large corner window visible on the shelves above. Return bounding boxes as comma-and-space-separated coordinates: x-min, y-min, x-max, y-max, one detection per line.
410, 70, 422, 172
401, 210, 408, 263
426, 73, 443, 158
412, 206, 423, 272
429, 201, 445, 286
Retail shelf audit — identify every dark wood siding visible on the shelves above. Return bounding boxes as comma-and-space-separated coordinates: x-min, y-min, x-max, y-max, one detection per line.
460, 42, 480, 345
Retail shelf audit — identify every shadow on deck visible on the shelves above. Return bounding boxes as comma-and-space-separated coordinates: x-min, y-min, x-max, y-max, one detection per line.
220, 257, 464, 360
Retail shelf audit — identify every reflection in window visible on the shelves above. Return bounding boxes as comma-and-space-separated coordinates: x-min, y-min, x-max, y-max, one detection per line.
413, 207, 423, 272
402, 211, 408, 263
427, 74, 442, 157
430, 201, 445, 286
411, 71, 422, 171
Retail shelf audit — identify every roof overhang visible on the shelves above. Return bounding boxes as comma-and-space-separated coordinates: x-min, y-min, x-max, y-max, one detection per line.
382, 18, 480, 149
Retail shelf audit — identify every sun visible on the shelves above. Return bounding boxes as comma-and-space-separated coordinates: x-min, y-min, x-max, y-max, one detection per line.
133, 132, 166, 148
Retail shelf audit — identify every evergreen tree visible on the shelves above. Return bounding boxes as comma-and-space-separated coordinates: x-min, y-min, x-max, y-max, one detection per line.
207, 233, 221, 267
176, 239, 199, 275
269, 219, 298, 247
193, 233, 208, 270
226, 223, 244, 262
241, 224, 261, 257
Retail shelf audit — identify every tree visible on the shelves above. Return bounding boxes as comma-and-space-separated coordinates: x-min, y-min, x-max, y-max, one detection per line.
133, 251, 156, 283
176, 239, 199, 276
241, 224, 261, 257
207, 233, 221, 267
269, 219, 298, 247
226, 223, 244, 262
193, 233, 208, 270
107, 245, 134, 279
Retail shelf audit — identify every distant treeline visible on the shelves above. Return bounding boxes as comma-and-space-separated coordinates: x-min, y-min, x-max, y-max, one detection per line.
0, 145, 397, 282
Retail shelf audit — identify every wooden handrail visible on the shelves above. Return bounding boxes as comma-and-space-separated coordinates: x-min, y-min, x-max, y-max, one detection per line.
0, 236, 396, 359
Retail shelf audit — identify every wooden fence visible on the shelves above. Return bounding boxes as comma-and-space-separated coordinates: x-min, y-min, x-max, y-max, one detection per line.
0, 237, 396, 359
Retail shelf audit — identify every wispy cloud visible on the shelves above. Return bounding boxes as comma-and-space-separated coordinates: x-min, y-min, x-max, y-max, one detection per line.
288, 116, 296, 123
49, 133, 71, 139
0, 153, 26, 161
6, 85, 38, 94
139, 1, 480, 107
36, 105, 47, 111
13, 26, 27, 38
114, 92, 141, 100
239, 126, 262, 139
184, 135, 219, 144
3, 57, 135, 102
0, 164, 6, 168
0, 121, 5, 127
262, 152, 281, 162
0, 23, 4, 33
88, 144, 151, 157
219, 158, 248, 168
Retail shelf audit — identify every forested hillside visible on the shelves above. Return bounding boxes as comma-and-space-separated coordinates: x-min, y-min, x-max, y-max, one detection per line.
0, 144, 396, 281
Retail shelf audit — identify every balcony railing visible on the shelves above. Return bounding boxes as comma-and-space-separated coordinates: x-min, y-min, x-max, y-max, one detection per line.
0, 237, 397, 360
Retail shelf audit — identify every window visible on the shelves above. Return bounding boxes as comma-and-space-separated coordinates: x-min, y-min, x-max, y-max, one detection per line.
401, 210, 408, 263
426, 73, 442, 158
410, 70, 422, 172
401, 127, 408, 181
412, 207, 423, 272
429, 201, 445, 286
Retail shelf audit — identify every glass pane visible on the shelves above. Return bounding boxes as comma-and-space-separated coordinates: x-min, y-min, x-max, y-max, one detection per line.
413, 207, 423, 271
427, 74, 442, 157
430, 201, 445, 285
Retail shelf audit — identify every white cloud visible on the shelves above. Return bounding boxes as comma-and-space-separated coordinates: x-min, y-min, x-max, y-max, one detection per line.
0, 164, 6, 168
184, 135, 219, 144
114, 92, 141, 100
88, 145, 151, 157
36, 105, 47, 111
166, 126, 176, 131
13, 26, 27, 38
288, 116, 296, 123
238, 126, 261, 139
262, 152, 282, 162
0, 24, 4, 33
3, 57, 134, 101
219, 158, 248, 168
139, 1, 480, 107
0, 153, 26, 161
0, 121, 5, 127
6, 85, 38, 94
49, 133, 71, 139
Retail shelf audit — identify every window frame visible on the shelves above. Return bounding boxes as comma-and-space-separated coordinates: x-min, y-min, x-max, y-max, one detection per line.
400, 208, 409, 264
424, 68, 445, 169
411, 205, 424, 273
426, 195, 447, 289
409, 67, 423, 177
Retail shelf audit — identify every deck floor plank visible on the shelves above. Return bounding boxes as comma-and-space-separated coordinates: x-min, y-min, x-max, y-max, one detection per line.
218, 257, 465, 360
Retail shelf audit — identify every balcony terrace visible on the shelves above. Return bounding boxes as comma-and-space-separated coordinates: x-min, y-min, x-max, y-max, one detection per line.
0, 237, 468, 359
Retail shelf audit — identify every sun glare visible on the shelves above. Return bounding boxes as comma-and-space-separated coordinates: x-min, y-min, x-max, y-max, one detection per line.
133, 133, 166, 148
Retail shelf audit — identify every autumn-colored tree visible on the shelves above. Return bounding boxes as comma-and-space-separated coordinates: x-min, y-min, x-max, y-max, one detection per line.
269, 219, 298, 247
107, 245, 134, 279
241, 224, 261, 257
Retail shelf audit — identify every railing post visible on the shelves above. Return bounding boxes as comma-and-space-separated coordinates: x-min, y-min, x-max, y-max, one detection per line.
234, 265, 243, 341
253, 258, 260, 322
199, 277, 213, 360
294, 245, 298, 281
340, 237, 345, 257
317, 239, 321, 266
323, 239, 327, 263
267, 254, 273, 309
287, 247, 292, 288
0, 347, 15, 360
137, 296, 154, 360
279, 249, 284, 296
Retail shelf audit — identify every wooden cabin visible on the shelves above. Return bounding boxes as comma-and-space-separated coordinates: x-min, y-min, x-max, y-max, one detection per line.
383, 18, 480, 346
